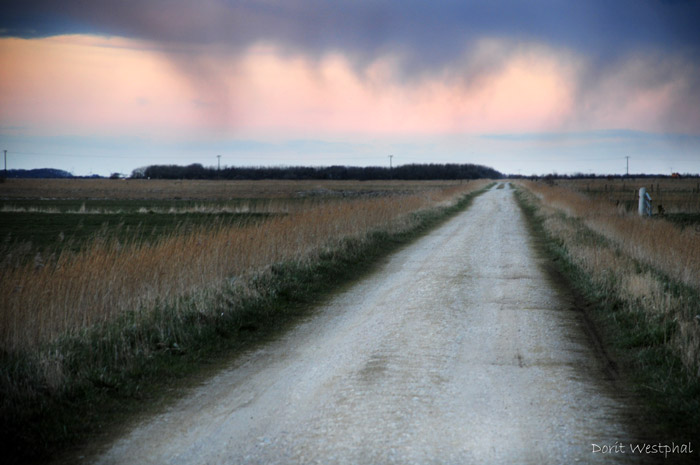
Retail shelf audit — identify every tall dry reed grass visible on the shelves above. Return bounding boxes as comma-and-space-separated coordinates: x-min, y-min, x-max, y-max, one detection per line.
522, 180, 700, 292
518, 180, 700, 377
0, 182, 486, 353
557, 177, 700, 213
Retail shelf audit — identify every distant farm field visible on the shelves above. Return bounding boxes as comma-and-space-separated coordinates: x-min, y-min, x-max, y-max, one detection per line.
0, 179, 469, 253
1, 177, 491, 463
555, 177, 700, 229
0, 178, 466, 199
0, 178, 483, 351
0, 210, 272, 254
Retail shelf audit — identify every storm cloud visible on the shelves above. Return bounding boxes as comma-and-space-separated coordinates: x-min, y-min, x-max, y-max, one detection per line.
4, 0, 700, 69
5, 1, 700, 116
2, 1, 699, 175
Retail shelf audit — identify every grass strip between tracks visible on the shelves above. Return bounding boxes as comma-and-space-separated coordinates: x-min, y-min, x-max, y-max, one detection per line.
1, 183, 494, 465
514, 185, 700, 450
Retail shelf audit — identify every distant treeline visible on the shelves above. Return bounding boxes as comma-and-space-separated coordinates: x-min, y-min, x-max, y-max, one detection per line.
4, 166, 696, 180
131, 163, 503, 180
509, 173, 700, 180
3, 168, 74, 179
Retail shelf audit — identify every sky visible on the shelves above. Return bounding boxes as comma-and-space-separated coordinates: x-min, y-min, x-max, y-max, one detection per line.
1, 0, 700, 176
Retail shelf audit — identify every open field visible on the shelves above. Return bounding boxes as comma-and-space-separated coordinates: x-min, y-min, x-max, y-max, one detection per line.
0, 178, 475, 253
520, 179, 700, 292
0, 211, 272, 256
0, 179, 478, 352
5, 177, 697, 463
0, 178, 469, 200
515, 180, 700, 442
1, 178, 491, 464
552, 177, 700, 228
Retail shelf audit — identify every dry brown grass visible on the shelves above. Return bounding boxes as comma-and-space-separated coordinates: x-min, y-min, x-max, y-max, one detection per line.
0, 178, 471, 200
556, 177, 700, 213
0, 181, 488, 353
518, 180, 700, 377
522, 180, 700, 292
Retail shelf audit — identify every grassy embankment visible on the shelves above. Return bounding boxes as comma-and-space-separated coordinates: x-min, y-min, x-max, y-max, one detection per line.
515, 180, 700, 443
1, 179, 491, 464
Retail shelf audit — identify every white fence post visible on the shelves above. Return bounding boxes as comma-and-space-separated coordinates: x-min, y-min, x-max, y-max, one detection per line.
638, 187, 652, 216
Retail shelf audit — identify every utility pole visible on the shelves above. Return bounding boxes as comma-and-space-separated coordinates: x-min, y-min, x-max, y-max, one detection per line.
3, 150, 6, 177
389, 155, 393, 180
625, 156, 630, 176
217, 155, 221, 179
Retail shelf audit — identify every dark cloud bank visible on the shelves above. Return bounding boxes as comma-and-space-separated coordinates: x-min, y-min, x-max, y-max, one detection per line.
3, 1, 700, 136
4, 0, 700, 68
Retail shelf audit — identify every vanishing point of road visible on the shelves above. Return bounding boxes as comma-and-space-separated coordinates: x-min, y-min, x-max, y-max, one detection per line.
93, 184, 647, 464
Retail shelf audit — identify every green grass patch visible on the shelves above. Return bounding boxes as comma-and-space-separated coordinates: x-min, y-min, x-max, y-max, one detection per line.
662, 212, 700, 230
0, 211, 273, 254
1, 184, 493, 465
0, 198, 288, 212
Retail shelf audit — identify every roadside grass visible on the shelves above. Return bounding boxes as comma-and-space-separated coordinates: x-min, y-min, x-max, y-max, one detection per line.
514, 184, 700, 445
1, 181, 492, 465
522, 181, 700, 294
1, 187, 473, 352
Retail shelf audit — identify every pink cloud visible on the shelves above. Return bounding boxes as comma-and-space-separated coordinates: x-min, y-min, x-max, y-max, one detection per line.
569, 54, 700, 134
1, 34, 694, 140
213, 41, 578, 136
0, 36, 202, 136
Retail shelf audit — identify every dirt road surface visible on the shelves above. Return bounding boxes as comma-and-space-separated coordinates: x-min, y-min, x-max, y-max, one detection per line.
93, 184, 645, 464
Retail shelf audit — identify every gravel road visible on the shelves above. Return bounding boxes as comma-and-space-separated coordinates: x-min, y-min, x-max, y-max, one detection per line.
93, 184, 646, 464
